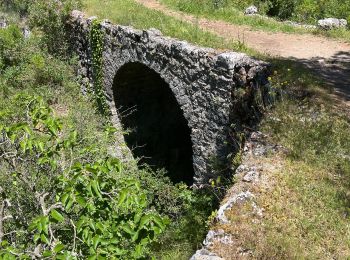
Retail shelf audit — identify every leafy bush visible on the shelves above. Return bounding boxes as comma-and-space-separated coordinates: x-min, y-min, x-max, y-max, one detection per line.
28, 0, 82, 57
0, 97, 169, 259
0, 24, 23, 70
0, 0, 31, 16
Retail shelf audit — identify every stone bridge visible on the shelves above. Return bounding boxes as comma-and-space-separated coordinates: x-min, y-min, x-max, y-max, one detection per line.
68, 11, 270, 185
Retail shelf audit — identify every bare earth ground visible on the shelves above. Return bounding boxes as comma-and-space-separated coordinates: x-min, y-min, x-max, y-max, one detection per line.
136, 0, 350, 104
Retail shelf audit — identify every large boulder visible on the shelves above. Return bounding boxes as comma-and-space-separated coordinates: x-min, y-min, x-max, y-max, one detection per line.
317, 18, 347, 30
244, 5, 258, 16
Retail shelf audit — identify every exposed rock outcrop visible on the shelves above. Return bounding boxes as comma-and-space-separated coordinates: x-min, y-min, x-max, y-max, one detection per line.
244, 6, 258, 16
318, 18, 348, 30
0, 17, 7, 29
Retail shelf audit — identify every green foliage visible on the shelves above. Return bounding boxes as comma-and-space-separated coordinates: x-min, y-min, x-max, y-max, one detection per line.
0, 93, 216, 258
0, 96, 169, 259
264, 101, 350, 174
160, 0, 308, 34
201, 0, 350, 24
0, 24, 23, 70
28, 0, 82, 57
90, 19, 110, 116
0, 0, 31, 15
59, 158, 169, 258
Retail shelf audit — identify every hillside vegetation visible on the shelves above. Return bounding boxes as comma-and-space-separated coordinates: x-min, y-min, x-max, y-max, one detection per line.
1, 0, 350, 259
0, 1, 220, 259
82, 0, 350, 258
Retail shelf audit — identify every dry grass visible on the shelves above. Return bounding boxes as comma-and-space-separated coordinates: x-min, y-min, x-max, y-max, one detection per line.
210, 138, 350, 259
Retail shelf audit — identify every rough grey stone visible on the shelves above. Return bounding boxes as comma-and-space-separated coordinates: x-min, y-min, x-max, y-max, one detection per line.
22, 27, 31, 38
216, 191, 254, 224
243, 170, 260, 182
244, 5, 258, 15
318, 18, 348, 30
190, 249, 224, 260
68, 10, 270, 184
0, 18, 7, 29
204, 229, 233, 247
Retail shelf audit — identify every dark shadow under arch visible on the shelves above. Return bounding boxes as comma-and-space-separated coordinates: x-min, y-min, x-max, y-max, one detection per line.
113, 62, 195, 185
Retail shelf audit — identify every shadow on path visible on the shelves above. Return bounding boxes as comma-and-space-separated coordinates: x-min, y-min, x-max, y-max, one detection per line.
298, 51, 350, 101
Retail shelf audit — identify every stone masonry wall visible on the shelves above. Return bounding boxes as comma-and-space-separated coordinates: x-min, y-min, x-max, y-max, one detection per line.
68, 10, 270, 184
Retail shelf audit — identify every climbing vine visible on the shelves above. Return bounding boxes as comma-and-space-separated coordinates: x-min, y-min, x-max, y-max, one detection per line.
90, 19, 110, 116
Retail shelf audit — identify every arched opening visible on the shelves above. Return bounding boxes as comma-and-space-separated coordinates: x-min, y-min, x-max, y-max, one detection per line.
113, 62, 195, 185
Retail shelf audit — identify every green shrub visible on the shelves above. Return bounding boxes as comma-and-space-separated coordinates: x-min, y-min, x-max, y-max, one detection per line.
28, 0, 82, 57
0, 24, 23, 70
0, 0, 31, 15
0, 97, 169, 259
0, 23, 218, 258
265, 0, 297, 20
0, 93, 217, 258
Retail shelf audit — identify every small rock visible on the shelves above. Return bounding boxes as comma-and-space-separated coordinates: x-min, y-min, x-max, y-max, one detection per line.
203, 229, 224, 247
253, 144, 268, 156
243, 170, 260, 182
250, 131, 265, 141
190, 249, 224, 260
317, 18, 347, 30
22, 27, 31, 39
252, 202, 263, 217
217, 191, 254, 224
0, 18, 7, 29
71, 10, 85, 19
236, 164, 248, 174
147, 28, 162, 36
244, 6, 258, 16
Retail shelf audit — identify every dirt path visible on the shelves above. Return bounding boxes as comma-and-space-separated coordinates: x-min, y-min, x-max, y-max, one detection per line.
136, 0, 350, 102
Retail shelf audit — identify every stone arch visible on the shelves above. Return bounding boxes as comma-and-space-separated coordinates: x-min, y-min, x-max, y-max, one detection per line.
69, 12, 270, 184
112, 62, 195, 184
